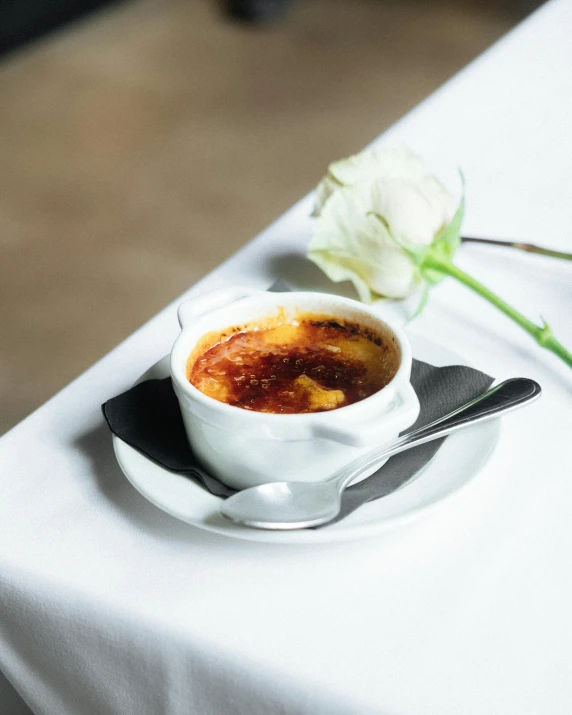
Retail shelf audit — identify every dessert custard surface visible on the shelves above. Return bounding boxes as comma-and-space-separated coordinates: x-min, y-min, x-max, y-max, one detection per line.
188, 316, 399, 414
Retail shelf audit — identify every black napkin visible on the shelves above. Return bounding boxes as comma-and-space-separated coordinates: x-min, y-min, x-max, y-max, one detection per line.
103, 360, 493, 524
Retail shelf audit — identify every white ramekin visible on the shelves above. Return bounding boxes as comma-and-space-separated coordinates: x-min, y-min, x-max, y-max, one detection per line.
171, 287, 420, 490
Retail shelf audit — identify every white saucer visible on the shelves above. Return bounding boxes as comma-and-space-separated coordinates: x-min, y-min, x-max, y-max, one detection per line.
112, 335, 499, 543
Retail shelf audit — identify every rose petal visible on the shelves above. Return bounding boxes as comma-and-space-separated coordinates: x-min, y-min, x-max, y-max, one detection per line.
308, 146, 458, 300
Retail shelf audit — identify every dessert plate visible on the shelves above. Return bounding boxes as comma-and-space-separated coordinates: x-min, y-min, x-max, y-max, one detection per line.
112, 335, 499, 543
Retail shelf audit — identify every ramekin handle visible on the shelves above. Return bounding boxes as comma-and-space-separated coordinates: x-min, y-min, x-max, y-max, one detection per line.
312, 382, 420, 448
177, 286, 263, 328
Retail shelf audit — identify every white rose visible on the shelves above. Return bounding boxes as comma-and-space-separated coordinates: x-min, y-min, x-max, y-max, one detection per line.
308, 147, 457, 301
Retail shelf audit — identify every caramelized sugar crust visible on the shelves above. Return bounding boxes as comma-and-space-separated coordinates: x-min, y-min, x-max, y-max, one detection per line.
188, 316, 399, 414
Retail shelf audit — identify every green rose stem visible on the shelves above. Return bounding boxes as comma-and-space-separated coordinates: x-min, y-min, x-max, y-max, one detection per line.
423, 254, 572, 369
462, 236, 572, 262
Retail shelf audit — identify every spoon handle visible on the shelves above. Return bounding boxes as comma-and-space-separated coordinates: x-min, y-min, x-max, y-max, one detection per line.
332, 378, 541, 492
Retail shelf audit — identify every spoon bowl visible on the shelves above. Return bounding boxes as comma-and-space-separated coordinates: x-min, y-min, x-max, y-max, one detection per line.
222, 481, 342, 530
221, 378, 541, 530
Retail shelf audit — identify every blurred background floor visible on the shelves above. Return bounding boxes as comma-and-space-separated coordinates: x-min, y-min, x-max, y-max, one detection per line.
0, 0, 540, 435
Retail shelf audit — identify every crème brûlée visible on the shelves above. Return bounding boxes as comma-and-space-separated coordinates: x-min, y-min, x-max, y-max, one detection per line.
187, 315, 400, 414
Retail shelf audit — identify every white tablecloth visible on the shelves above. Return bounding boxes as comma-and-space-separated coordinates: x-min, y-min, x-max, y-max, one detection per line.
2, 1, 572, 713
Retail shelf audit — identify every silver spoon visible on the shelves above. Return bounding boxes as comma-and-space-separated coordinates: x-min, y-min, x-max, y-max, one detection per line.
221, 378, 541, 530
